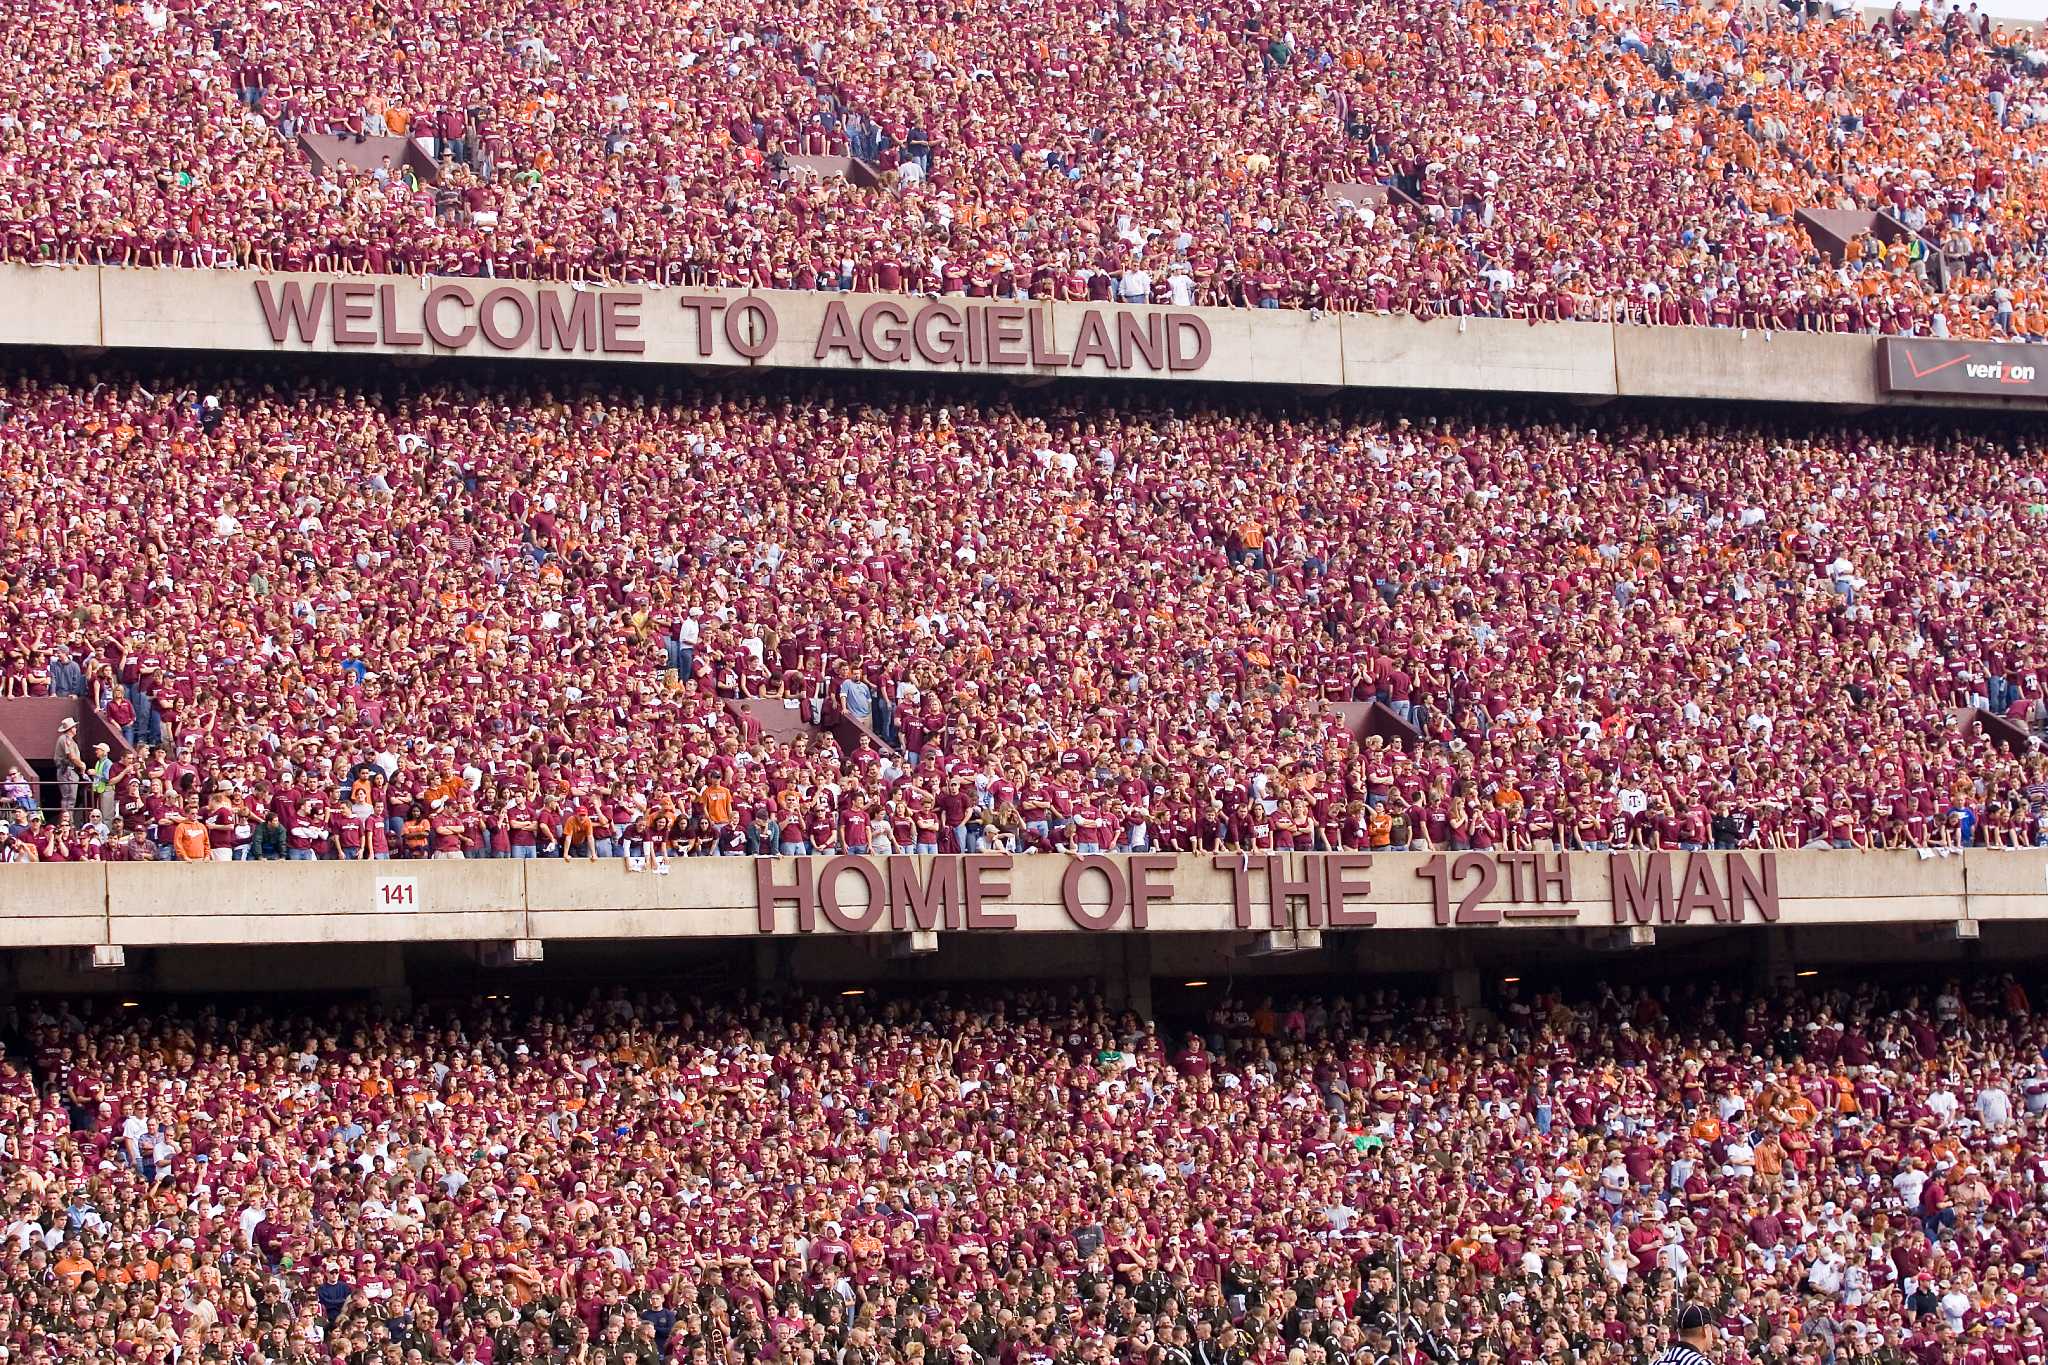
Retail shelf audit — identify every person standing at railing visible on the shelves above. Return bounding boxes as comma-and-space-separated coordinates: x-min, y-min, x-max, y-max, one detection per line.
52, 718, 86, 816
89, 744, 114, 825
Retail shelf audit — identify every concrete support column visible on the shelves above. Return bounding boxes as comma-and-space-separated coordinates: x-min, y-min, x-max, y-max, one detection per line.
753, 940, 786, 993
1434, 933, 1483, 1013
1750, 926, 1792, 993
368, 944, 411, 1016
1106, 936, 1154, 1021
1439, 967, 1483, 1012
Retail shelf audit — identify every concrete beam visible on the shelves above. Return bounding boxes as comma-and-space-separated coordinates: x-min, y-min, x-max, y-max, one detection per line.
0, 265, 2040, 412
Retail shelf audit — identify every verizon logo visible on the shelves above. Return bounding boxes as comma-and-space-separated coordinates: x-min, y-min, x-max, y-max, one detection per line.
1887, 340, 2046, 397
1963, 360, 2039, 384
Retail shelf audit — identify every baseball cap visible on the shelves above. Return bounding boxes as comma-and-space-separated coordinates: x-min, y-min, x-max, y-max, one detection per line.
1676, 1305, 1714, 1333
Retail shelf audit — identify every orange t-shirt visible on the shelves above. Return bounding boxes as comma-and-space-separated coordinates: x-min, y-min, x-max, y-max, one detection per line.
172, 818, 211, 862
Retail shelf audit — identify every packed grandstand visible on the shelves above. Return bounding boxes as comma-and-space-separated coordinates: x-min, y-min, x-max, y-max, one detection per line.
8, 0, 2048, 1363
0, 979, 2045, 1365
0, 0, 2045, 336
1, 366, 2045, 863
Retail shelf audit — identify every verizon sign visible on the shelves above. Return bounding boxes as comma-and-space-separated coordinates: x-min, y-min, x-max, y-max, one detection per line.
1880, 338, 2048, 400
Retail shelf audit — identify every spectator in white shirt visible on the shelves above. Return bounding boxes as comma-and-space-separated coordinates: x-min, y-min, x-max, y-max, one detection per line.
1976, 1076, 2013, 1130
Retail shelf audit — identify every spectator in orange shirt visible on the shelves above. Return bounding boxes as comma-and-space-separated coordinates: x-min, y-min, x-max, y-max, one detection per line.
54, 1249, 94, 1290
563, 808, 598, 861
700, 780, 735, 830
172, 809, 211, 863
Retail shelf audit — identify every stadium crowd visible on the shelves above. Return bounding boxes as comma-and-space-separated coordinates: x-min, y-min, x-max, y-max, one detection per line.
0, 977, 2045, 1364
1, 0, 2047, 336
1, 368, 2046, 864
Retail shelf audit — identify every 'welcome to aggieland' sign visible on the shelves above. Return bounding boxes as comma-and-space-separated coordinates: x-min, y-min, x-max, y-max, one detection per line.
753, 850, 1782, 935
254, 280, 1214, 374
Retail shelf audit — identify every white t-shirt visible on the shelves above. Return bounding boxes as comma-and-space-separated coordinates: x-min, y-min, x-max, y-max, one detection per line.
238, 1204, 267, 1247
1977, 1087, 2012, 1128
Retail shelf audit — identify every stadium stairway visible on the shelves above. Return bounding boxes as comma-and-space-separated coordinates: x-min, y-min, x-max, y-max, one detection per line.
1797, 207, 1945, 287
1958, 704, 2035, 755
0, 696, 132, 817
299, 132, 439, 185
1328, 699, 1423, 749
722, 694, 895, 757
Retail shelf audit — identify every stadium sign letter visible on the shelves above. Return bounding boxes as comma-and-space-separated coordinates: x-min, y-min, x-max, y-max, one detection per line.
1072, 310, 1120, 370
1116, 311, 1164, 371
537, 290, 599, 352
817, 855, 887, 932
1212, 854, 1257, 929
1611, 852, 1675, 924
1727, 852, 1780, 921
755, 857, 818, 933
813, 300, 855, 360
961, 854, 1015, 928
1027, 310, 1070, 367
914, 302, 965, 364
1672, 853, 1724, 924
478, 287, 536, 349
682, 295, 731, 355
1266, 854, 1325, 929
423, 284, 477, 348
1166, 315, 1211, 371
330, 283, 378, 345
984, 305, 1030, 366
1128, 855, 1177, 929
726, 299, 778, 358
888, 857, 961, 931
598, 294, 645, 353
257, 280, 328, 344
1323, 854, 1376, 926
858, 300, 911, 363
1062, 856, 1127, 930
379, 285, 424, 346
